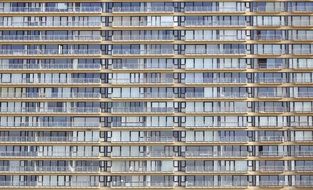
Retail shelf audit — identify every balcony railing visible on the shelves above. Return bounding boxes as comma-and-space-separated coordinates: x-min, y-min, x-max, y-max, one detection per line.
0, 49, 101, 55
186, 107, 247, 113
112, 49, 174, 55
0, 181, 99, 188
0, 35, 101, 41
185, 151, 248, 158
186, 181, 248, 188
112, 167, 173, 173
0, 122, 100, 128
185, 21, 247, 27
185, 6, 244, 12
0, 21, 101, 27
1, 107, 100, 114
1, 7, 102, 13
256, 78, 286, 83
0, 166, 99, 172
186, 136, 248, 143
294, 166, 313, 172
111, 151, 174, 158
0, 63, 101, 70
258, 151, 285, 157
111, 136, 174, 143
258, 166, 285, 172
258, 136, 284, 142
110, 78, 173, 84
253, 35, 283, 41
110, 122, 172, 128
294, 151, 313, 157
185, 78, 247, 84
0, 151, 99, 158
112, 63, 173, 70
259, 181, 285, 187
111, 93, 174, 99
0, 136, 99, 142
295, 181, 313, 187
112, 35, 174, 41
111, 181, 173, 188
290, 122, 313, 128
0, 78, 101, 84
255, 107, 286, 113
0, 93, 101, 99
289, 6, 313, 12
185, 166, 247, 173
112, 6, 174, 13
111, 107, 174, 113
185, 49, 246, 55
112, 22, 173, 27
256, 92, 286, 98
185, 92, 247, 99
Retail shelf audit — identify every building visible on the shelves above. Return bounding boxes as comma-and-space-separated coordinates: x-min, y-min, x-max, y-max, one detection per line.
0, 0, 313, 189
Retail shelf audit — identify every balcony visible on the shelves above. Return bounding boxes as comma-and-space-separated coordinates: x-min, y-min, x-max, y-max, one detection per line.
0, 151, 99, 158
0, 78, 101, 85
294, 166, 313, 172
297, 92, 313, 98
111, 93, 174, 99
294, 137, 313, 142
186, 181, 248, 188
185, 151, 248, 158
111, 167, 173, 174
293, 77, 313, 84
186, 136, 248, 144
258, 151, 285, 157
295, 181, 313, 187
111, 181, 173, 188
1, 7, 102, 13
0, 181, 99, 188
255, 107, 286, 113
112, 6, 174, 13
258, 166, 285, 172
0, 136, 99, 143
112, 49, 174, 56
0, 166, 99, 173
289, 6, 313, 13
0, 122, 100, 129
258, 136, 284, 142
0, 49, 101, 56
0, 63, 101, 70
185, 166, 247, 173
256, 78, 286, 84
184, 21, 247, 27
256, 92, 286, 99
253, 35, 283, 41
111, 107, 174, 114
112, 63, 173, 70
111, 151, 174, 158
112, 22, 173, 27
110, 122, 173, 129
259, 181, 285, 187
186, 107, 247, 114
112, 35, 174, 42
185, 92, 247, 99
252, 7, 285, 13
0, 35, 101, 42
185, 78, 247, 84
0, 21, 102, 27
0, 93, 101, 99
185, 49, 246, 55
294, 151, 313, 157
291, 122, 313, 128
185, 6, 245, 13
110, 78, 173, 85
111, 136, 175, 143
0, 107, 101, 114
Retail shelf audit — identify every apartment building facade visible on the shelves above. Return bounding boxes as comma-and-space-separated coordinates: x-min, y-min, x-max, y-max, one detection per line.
0, 0, 313, 189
